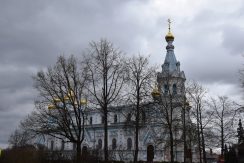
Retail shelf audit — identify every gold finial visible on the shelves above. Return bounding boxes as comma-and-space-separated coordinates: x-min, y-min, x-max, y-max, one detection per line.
168, 18, 171, 32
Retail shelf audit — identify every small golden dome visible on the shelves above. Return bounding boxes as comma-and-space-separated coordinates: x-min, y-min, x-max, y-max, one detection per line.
151, 84, 160, 97
67, 90, 74, 97
48, 104, 55, 109
80, 99, 87, 105
53, 98, 61, 103
64, 96, 69, 101
165, 31, 174, 41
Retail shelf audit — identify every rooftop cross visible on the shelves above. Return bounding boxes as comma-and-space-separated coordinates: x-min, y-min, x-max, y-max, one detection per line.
167, 18, 171, 32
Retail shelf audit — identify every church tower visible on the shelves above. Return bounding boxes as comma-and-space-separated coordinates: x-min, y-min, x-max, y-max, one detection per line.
156, 19, 186, 97
151, 20, 190, 162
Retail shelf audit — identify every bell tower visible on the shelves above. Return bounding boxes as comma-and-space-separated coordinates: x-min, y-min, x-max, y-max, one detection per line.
157, 19, 186, 97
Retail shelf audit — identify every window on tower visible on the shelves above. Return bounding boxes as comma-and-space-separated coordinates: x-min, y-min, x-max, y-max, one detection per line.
90, 116, 93, 125
164, 84, 169, 94
114, 114, 117, 123
173, 84, 177, 94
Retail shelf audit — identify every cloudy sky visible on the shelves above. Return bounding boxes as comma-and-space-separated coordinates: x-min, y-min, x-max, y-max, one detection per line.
0, 0, 243, 148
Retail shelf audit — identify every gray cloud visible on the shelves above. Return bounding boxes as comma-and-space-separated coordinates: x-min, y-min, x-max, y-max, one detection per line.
0, 0, 243, 148
222, 25, 244, 55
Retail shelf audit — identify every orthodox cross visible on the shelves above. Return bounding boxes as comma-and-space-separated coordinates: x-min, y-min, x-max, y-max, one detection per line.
168, 19, 171, 32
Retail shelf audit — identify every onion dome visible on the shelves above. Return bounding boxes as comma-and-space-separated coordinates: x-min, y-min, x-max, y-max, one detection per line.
151, 83, 160, 98
53, 98, 61, 103
63, 89, 75, 101
165, 19, 174, 42
165, 31, 174, 41
67, 90, 74, 97
48, 104, 55, 109
80, 99, 87, 105
64, 96, 69, 101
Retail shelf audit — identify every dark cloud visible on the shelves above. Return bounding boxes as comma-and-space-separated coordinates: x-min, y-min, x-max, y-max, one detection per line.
0, 0, 243, 148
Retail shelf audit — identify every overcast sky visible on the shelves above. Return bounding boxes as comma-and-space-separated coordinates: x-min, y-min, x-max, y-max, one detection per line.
0, 0, 243, 148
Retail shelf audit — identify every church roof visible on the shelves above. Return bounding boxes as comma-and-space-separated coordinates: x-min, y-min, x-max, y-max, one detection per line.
164, 50, 178, 72
161, 19, 179, 73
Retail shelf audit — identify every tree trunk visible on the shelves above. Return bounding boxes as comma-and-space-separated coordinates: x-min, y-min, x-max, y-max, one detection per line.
196, 104, 202, 163
104, 109, 108, 161
169, 128, 174, 163
134, 123, 139, 163
221, 119, 224, 157
76, 142, 82, 163
134, 106, 139, 163
183, 105, 186, 163
199, 110, 207, 163
200, 123, 207, 163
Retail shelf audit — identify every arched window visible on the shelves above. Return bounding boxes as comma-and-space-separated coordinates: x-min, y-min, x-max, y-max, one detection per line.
51, 140, 54, 151
73, 143, 76, 151
90, 116, 93, 125
164, 84, 169, 94
101, 116, 104, 124
98, 139, 102, 149
127, 138, 132, 150
127, 113, 131, 122
61, 140, 65, 150
112, 138, 117, 150
114, 114, 117, 123
173, 84, 177, 94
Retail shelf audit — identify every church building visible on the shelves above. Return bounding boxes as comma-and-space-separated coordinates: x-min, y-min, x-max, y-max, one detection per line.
45, 22, 197, 162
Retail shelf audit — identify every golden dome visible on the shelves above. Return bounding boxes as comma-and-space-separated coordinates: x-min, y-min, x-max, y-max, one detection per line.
67, 90, 74, 97
151, 84, 160, 97
64, 96, 69, 101
48, 104, 55, 109
165, 31, 174, 41
80, 99, 87, 105
53, 98, 61, 103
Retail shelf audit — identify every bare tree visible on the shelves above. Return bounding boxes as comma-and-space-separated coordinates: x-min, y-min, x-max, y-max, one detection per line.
152, 67, 187, 163
84, 39, 126, 161
186, 81, 215, 163
8, 127, 34, 148
22, 55, 88, 162
240, 65, 244, 89
150, 25, 188, 163
209, 96, 238, 156
125, 55, 156, 163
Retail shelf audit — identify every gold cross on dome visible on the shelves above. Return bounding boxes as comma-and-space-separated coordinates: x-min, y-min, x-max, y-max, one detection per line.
168, 18, 171, 32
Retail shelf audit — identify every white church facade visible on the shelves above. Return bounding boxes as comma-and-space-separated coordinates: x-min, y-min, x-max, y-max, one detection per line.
44, 25, 199, 162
